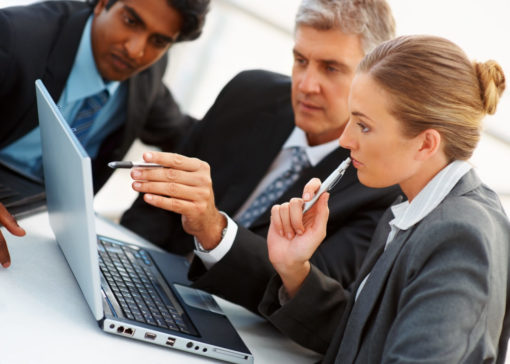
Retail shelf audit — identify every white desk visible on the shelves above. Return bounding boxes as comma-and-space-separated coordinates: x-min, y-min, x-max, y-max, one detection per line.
0, 212, 321, 364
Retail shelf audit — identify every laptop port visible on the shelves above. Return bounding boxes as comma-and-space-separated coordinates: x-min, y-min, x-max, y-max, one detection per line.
144, 332, 157, 340
116, 326, 135, 337
166, 337, 176, 347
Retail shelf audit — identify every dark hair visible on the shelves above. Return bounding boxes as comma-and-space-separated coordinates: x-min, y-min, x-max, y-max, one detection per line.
86, 0, 210, 42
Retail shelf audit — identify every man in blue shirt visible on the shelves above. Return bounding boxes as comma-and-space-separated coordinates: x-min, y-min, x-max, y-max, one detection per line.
0, 0, 210, 268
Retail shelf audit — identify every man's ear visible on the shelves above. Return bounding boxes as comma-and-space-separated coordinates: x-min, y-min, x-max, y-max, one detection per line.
94, 0, 109, 16
415, 128, 442, 161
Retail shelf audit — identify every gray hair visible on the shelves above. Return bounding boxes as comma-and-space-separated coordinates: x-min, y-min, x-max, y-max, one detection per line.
295, 0, 396, 54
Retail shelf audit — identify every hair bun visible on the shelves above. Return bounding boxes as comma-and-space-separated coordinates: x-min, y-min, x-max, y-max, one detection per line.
474, 60, 506, 115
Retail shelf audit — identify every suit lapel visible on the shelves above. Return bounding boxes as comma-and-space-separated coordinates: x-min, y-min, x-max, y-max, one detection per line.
335, 222, 415, 362
217, 104, 295, 215
42, 6, 91, 102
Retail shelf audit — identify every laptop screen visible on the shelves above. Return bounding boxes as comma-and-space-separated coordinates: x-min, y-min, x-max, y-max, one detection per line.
36, 79, 103, 320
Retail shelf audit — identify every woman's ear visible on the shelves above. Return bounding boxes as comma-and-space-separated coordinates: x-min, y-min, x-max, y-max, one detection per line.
415, 129, 442, 161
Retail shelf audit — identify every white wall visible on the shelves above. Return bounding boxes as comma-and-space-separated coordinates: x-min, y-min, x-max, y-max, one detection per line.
1, 0, 509, 216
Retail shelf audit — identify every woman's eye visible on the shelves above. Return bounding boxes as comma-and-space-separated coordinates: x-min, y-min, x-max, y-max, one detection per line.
357, 122, 370, 133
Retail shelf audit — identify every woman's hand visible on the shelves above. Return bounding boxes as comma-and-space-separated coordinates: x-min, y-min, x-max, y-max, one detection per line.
267, 178, 330, 298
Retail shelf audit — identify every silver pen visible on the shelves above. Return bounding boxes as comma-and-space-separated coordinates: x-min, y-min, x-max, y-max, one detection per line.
302, 157, 351, 213
108, 161, 165, 169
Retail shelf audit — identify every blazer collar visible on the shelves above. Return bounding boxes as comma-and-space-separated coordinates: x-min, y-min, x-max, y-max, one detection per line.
42, 6, 92, 102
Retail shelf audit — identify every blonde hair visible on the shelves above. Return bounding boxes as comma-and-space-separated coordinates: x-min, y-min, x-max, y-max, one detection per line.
358, 35, 506, 161
295, 0, 396, 54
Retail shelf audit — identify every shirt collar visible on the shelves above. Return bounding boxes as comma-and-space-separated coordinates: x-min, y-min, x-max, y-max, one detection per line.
282, 127, 339, 167
64, 16, 120, 104
390, 160, 473, 231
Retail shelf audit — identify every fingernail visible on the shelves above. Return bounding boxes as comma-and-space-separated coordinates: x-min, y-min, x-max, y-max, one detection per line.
145, 152, 153, 161
145, 194, 153, 201
132, 170, 141, 178
287, 233, 293, 240
133, 182, 141, 189
279, 230, 284, 237
296, 229, 303, 235
2, 262, 10, 268
303, 193, 310, 200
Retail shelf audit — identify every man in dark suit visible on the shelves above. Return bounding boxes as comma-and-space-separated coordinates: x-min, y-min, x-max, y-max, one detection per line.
121, 0, 401, 314
0, 0, 209, 268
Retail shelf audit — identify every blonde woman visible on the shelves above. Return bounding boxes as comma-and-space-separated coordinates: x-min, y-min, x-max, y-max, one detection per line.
262, 35, 509, 363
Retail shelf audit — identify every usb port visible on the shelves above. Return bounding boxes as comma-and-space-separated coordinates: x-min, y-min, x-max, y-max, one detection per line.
144, 332, 157, 340
166, 337, 176, 346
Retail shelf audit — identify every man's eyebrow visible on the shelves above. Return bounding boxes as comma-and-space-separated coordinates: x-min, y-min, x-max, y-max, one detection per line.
124, 5, 177, 44
322, 59, 350, 72
124, 5, 144, 25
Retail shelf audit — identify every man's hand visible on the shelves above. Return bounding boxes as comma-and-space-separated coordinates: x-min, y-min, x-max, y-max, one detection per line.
0, 203, 26, 268
267, 178, 329, 298
130, 151, 226, 250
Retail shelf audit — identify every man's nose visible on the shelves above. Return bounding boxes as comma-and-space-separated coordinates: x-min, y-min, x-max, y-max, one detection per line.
124, 35, 146, 59
298, 67, 320, 94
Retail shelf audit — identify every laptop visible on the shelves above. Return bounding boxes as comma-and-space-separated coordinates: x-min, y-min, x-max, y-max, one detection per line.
35, 79, 253, 364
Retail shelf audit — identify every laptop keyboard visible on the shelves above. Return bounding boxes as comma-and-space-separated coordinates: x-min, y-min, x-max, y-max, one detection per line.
98, 239, 195, 335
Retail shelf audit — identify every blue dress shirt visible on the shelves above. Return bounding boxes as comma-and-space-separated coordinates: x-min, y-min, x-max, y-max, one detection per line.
0, 16, 126, 182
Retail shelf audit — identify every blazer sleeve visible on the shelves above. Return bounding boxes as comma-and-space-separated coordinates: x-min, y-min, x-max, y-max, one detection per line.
258, 265, 351, 354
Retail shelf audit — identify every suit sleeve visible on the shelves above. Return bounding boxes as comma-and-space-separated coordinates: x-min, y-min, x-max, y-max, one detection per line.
258, 265, 351, 354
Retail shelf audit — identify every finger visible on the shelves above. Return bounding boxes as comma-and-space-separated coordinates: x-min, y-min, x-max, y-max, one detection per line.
142, 192, 198, 216
270, 205, 284, 236
0, 204, 25, 236
279, 202, 295, 240
302, 178, 322, 201
0, 233, 11, 268
132, 180, 201, 201
289, 198, 305, 235
131, 165, 196, 184
143, 151, 203, 173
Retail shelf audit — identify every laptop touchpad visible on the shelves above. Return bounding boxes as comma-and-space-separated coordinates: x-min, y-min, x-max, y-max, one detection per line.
173, 284, 225, 315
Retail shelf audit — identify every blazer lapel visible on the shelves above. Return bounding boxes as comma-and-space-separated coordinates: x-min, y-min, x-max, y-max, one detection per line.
320, 208, 393, 363
42, 6, 91, 102
218, 104, 295, 215
335, 227, 414, 363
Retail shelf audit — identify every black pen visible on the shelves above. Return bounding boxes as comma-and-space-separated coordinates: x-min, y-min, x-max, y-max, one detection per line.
108, 161, 165, 169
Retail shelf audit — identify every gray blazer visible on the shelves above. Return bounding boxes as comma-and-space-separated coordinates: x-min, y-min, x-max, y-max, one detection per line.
259, 169, 510, 363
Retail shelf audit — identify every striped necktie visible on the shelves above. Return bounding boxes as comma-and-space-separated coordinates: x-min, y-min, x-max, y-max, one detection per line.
71, 90, 109, 145
237, 146, 310, 228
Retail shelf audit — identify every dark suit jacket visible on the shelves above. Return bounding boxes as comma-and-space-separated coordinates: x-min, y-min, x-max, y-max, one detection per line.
121, 70, 401, 313
259, 169, 510, 364
0, 1, 194, 191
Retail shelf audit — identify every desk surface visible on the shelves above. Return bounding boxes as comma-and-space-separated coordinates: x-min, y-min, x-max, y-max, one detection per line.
0, 212, 321, 364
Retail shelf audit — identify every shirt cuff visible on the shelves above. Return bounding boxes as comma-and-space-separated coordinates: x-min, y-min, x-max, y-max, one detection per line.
194, 212, 238, 270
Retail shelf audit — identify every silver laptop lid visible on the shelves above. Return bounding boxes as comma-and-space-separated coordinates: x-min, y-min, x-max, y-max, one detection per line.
36, 79, 103, 321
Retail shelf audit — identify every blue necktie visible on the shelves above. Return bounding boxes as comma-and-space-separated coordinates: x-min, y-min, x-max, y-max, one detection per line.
237, 146, 310, 228
71, 90, 109, 145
